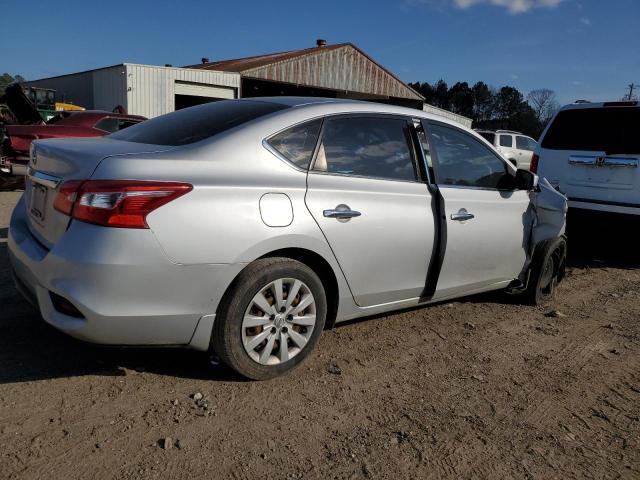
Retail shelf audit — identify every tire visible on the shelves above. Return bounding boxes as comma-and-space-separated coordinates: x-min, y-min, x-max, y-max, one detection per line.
212, 257, 327, 380
522, 237, 567, 305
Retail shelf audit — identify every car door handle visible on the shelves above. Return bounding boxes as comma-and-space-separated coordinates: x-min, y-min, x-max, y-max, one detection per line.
451, 209, 475, 221
323, 204, 362, 219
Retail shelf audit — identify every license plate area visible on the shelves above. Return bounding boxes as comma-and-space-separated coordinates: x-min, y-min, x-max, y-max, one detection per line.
29, 183, 48, 223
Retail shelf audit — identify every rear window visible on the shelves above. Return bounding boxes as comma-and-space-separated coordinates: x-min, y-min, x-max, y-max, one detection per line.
109, 100, 288, 146
541, 107, 640, 154
516, 136, 536, 151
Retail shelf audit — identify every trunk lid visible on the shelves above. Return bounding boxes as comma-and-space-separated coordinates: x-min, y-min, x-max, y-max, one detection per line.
25, 137, 174, 248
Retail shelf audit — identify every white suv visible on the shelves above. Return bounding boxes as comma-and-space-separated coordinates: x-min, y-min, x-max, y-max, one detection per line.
533, 101, 640, 216
475, 130, 537, 170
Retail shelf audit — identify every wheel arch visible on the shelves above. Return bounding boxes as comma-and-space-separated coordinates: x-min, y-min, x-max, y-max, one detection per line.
216, 247, 341, 330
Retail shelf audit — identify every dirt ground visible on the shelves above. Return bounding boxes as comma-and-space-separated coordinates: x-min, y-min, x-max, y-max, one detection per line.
0, 190, 638, 480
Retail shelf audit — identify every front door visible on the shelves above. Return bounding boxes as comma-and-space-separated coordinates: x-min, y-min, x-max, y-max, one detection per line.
305, 115, 435, 307
424, 121, 530, 299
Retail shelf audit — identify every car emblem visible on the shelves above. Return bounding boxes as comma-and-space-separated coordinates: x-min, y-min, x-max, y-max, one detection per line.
595, 156, 606, 167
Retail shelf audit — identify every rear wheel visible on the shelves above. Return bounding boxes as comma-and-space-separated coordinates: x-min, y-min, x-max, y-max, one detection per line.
212, 258, 326, 380
522, 237, 567, 305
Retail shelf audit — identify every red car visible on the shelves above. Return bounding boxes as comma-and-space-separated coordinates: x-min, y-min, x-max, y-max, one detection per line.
1, 110, 146, 177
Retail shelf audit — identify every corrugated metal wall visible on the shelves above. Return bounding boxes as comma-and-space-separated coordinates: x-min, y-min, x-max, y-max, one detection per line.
125, 64, 240, 118
242, 45, 422, 101
26, 65, 240, 118
92, 66, 128, 112
26, 71, 95, 108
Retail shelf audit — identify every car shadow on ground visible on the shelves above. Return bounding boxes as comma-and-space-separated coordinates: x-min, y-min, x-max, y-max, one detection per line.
1, 210, 637, 385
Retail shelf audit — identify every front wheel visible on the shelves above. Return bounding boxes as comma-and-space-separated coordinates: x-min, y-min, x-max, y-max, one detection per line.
522, 237, 567, 305
212, 258, 327, 380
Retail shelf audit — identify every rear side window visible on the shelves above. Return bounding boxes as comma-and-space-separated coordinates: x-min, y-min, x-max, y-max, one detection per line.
313, 116, 417, 182
516, 136, 536, 151
499, 134, 513, 147
542, 107, 640, 153
109, 100, 288, 146
478, 132, 495, 144
267, 119, 322, 170
428, 123, 510, 189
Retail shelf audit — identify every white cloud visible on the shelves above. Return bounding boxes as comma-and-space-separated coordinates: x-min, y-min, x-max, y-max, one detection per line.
579, 17, 591, 25
452, 0, 564, 14
510, 73, 520, 79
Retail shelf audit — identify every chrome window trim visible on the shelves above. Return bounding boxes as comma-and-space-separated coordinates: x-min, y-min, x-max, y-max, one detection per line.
568, 155, 638, 168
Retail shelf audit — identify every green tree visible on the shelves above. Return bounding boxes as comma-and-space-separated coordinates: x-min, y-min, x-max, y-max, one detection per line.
408, 82, 435, 105
0, 73, 26, 96
448, 82, 474, 118
433, 79, 450, 110
471, 81, 494, 123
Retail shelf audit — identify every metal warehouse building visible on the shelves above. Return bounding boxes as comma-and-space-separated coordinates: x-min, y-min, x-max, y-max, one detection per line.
26, 41, 471, 126
26, 64, 241, 118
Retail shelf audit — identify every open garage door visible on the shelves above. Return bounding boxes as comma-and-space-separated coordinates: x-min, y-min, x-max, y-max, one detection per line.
174, 81, 236, 110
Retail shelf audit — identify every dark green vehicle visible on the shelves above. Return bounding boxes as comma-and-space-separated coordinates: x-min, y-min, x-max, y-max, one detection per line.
24, 86, 57, 121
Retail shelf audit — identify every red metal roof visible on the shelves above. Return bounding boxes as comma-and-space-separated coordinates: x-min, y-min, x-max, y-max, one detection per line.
185, 43, 424, 101
186, 43, 349, 73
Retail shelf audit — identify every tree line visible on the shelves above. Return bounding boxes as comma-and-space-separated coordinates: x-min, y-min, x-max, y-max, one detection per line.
409, 80, 559, 139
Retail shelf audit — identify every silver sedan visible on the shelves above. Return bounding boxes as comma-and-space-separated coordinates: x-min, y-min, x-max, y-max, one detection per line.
9, 98, 567, 379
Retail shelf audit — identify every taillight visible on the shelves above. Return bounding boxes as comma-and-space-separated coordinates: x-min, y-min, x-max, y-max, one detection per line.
53, 180, 84, 215
530, 153, 539, 173
54, 180, 192, 228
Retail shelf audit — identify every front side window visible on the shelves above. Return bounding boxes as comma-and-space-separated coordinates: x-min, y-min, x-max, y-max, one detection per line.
313, 116, 417, 182
267, 119, 322, 170
499, 134, 513, 147
428, 123, 511, 189
516, 135, 536, 151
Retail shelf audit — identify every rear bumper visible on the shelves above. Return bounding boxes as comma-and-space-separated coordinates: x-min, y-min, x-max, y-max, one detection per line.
568, 198, 640, 216
8, 195, 244, 350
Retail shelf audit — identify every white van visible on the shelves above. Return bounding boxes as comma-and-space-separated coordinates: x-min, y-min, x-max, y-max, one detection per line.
534, 101, 640, 215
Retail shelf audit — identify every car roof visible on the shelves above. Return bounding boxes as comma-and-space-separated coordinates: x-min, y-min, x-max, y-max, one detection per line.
242, 96, 471, 129
559, 100, 639, 111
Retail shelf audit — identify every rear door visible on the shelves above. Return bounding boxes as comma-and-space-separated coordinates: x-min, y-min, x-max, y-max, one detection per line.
424, 121, 529, 298
515, 135, 536, 170
305, 115, 435, 307
538, 105, 640, 208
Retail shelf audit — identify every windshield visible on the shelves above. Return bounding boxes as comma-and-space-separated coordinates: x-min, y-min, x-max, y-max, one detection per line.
109, 100, 288, 146
542, 107, 640, 154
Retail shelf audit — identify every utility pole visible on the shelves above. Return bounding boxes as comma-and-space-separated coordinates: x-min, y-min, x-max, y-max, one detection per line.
626, 83, 637, 101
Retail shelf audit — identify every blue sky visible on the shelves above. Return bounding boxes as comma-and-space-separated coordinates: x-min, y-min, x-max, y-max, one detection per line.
2, 0, 638, 104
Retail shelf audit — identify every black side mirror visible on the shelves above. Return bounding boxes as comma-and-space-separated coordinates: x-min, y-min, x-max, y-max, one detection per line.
515, 169, 536, 190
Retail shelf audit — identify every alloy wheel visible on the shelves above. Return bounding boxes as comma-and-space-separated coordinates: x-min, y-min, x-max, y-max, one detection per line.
241, 278, 317, 365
